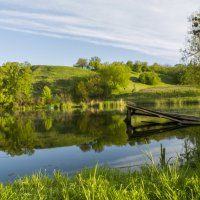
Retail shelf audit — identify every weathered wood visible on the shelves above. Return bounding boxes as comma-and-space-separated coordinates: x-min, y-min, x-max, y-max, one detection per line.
126, 102, 200, 125
126, 108, 132, 125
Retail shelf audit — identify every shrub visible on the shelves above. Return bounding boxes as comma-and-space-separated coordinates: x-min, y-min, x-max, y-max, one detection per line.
139, 72, 160, 85
72, 75, 112, 102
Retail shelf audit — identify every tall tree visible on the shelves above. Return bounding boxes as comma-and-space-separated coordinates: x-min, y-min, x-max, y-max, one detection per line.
41, 86, 52, 104
132, 61, 148, 72
126, 60, 134, 69
74, 58, 88, 69
15, 63, 33, 106
182, 10, 200, 64
0, 62, 33, 109
89, 56, 101, 70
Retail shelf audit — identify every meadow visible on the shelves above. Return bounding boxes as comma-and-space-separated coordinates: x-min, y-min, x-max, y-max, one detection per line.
31, 65, 200, 107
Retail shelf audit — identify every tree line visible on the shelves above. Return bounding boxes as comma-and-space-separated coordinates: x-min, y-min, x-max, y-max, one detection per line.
0, 10, 200, 110
0, 60, 199, 110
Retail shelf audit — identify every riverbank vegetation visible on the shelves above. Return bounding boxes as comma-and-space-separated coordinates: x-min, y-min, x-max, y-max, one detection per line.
1, 60, 200, 111
1, 147, 200, 200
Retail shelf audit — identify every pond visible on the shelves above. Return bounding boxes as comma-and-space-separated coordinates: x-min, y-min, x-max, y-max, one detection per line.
0, 105, 200, 182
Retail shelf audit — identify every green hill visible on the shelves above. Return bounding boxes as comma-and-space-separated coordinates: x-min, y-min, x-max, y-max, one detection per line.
31, 65, 200, 104
32, 65, 94, 96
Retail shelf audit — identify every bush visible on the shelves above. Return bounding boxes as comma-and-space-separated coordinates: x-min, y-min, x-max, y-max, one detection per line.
139, 72, 160, 85
72, 75, 112, 102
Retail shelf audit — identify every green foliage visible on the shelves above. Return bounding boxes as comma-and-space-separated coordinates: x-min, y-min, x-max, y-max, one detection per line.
0, 116, 36, 156
89, 56, 102, 70
41, 86, 52, 104
126, 60, 134, 68
1, 59, 200, 109
132, 61, 149, 72
32, 65, 93, 98
74, 58, 89, 69
1, 163, 200, 199
72, 63, 131, 102
15, 65, 33, 106
139, 72, 160, 85
180, 64, 200, 85
0, 62, 33, 109
150, 63, 186, 84
182, 10, 200, 64
98, 63, 131, 89
73, 79, 89, 102
72, 75, 111, 102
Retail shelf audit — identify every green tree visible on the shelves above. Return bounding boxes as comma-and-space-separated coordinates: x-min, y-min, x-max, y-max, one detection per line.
132, 61, 149, 72
126, 60, 134, 68
15, 64, 33, 106
180, 64, 200, 85
89, 56, 102, 70
41, 86, 52, 104
139, 72, 160, 85
74, 58, 88, 69
98, 63, 131, 89
182, 11, 200, 64
72, 75, 111, 102
73, 80, 89, 102
0, 62, 33, 109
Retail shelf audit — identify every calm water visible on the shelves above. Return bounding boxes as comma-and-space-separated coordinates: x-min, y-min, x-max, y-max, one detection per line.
0, 105, 200, 182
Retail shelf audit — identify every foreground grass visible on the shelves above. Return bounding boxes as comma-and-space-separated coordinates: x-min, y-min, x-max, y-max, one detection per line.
1, 164, 200, 200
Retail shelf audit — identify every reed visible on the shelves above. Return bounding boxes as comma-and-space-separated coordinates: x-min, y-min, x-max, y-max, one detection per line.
1, 161, 200, 200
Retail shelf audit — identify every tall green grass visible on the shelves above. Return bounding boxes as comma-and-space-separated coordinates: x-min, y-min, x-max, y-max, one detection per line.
1, 163, 200, 200
117, 86, 200, 106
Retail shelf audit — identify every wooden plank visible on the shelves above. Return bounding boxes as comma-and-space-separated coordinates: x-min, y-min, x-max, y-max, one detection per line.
155, 111, 200, 122
127, 104, 182, 123
126, 102, 200, 124
135, 111, 200, 122
127, 102, 200, 120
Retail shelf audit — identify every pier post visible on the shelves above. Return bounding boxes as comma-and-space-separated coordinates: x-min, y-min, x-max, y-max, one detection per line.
126, 107, 132, 125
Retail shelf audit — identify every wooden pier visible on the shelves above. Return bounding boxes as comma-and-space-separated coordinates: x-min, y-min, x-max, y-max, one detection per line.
125, 102, 200, 126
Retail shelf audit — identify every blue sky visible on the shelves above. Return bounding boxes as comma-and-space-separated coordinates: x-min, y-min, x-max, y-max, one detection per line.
0, 0, 199, 66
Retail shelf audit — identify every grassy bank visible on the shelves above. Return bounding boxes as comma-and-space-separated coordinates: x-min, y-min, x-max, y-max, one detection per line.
1, 163, 200, 200
2, 65, 193, 110
113, 86, 200, 106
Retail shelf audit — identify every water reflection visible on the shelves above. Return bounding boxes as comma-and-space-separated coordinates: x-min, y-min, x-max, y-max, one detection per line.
0, 110, 200, 156
126, 122, 193, 139
0, 111, 129, 155
0, 115, 37, 156
1, 109, 200, 182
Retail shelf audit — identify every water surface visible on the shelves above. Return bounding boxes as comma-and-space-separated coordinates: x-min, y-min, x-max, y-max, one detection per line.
0, 106, 200, 182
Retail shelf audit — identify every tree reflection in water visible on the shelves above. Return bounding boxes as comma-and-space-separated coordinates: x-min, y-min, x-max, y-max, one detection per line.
0, 111, 200, 157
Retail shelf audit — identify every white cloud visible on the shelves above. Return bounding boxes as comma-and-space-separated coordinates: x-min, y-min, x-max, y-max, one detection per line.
0, 0, 199, 61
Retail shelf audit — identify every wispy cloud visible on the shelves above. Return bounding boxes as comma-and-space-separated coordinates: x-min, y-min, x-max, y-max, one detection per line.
0, 0, 199, 60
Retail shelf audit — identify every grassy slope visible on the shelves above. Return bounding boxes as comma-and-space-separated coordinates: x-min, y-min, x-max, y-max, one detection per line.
32, 65, 94, 96
32, 66, 173, 94
32, 65, 200, 103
